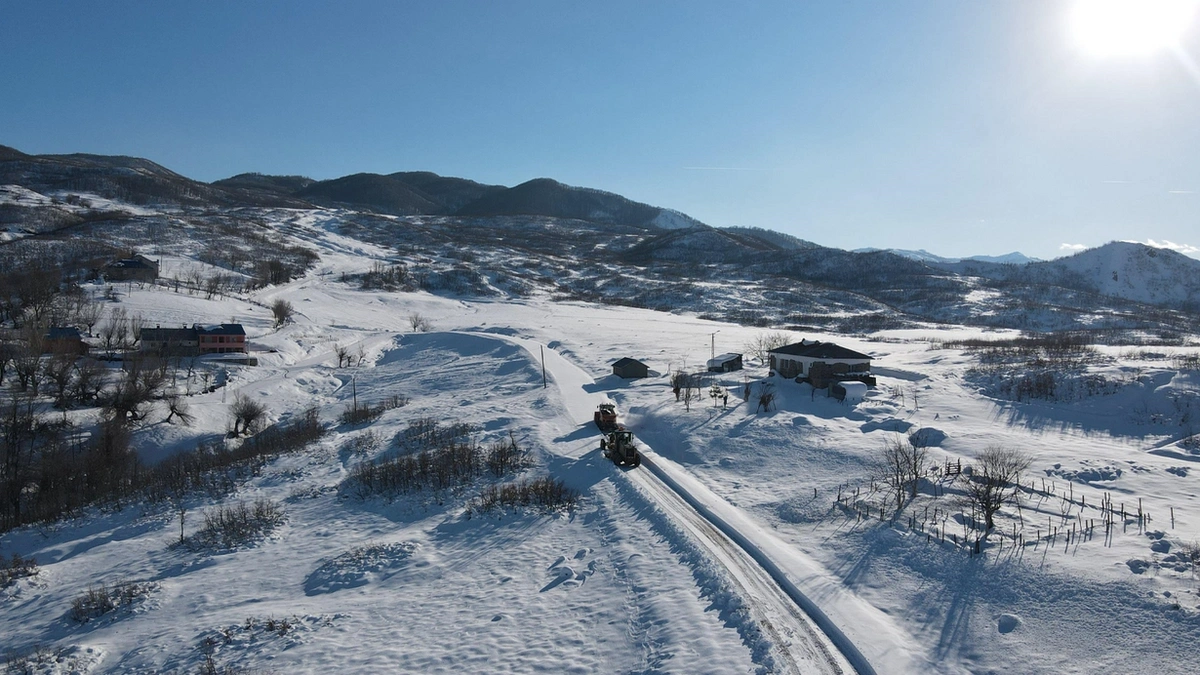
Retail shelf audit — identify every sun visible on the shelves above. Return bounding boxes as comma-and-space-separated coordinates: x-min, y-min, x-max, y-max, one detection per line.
1070, 0, 1198, 57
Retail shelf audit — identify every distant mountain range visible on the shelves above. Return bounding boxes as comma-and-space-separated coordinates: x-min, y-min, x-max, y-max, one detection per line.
2, 143, 1199, 334
855, 248, 1039, 265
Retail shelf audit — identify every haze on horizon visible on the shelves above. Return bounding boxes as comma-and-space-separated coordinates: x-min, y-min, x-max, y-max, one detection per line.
1, 0, 1198, 261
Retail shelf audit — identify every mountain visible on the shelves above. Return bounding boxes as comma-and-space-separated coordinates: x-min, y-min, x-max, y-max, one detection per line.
211, 173, 316, 196
0, 148, 309, 208
2, 143, 1198, 334
1032, 241, 1200, 309
454, 177, 704, 229
295, 173, 442, 215
386, 171, 505, 213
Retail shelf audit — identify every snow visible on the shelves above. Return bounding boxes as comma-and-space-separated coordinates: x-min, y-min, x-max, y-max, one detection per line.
3, 209, 1200, 673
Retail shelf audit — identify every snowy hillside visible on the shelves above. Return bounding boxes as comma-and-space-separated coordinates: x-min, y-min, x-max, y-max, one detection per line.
2, 196, 1200, 674
1040, 241, 1200, 308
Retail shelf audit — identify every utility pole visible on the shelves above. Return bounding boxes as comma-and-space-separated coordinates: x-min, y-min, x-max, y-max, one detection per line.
541, 346, 547, 389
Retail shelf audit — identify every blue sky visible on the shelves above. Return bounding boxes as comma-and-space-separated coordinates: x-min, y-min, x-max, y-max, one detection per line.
2, 1, 1198, 260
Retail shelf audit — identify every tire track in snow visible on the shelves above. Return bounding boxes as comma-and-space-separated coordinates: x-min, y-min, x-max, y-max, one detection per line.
624, 457, 853, 675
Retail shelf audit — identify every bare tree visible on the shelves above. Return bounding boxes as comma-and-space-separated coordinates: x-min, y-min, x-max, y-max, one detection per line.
671, 369, 687, 401
334, 344, 351, 368
163, 393, 195, 426
875, 435, 928, 512
743, 331, 792, 365
408, 313, 431, 332
103, 356, 167, 424
0, 339, 13, 386
230, 394, 267, 436
270, 299, 295, 328
681, 381, 696, 411
70, 358, 107, 405
43, 351, 77, 409
756, 381, 776, 413
100, 306, 128, 359
12, 324, 45, 394
963, 446, 1032, 531
76, 297, 104, 336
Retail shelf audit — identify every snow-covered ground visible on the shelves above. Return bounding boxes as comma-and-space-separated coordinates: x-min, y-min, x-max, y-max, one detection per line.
3, 210, 1200, 673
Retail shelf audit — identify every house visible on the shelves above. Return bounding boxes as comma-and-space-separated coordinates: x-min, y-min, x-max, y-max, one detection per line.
612, 357, 649, 379
140, 323, 246, 356
706, 352, 743, 373
141, 326, 199, 357
102, 254, 159, 283
768, 340, 875, 388
44, 326, 87, 355
196, 324, 247, 355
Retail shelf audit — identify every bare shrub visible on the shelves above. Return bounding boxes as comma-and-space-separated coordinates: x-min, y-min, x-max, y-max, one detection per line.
486, 433, 530, 477
188, 499, 285, 550
339, 394, 408, 426
408, 313, 432, 332
469, 477, 578, 515
69, 579, 155, 623
395, 418, 475, 454
0, 552, 37, 587
343, 442, 483, 500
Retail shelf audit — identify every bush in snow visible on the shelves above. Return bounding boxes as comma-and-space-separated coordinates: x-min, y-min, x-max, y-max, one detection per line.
0, 553, 37, 588
339, 394, 408, 426
467, 477, 578, 515
69, 579, 156, 623
485, 433, 529, 477
394, 417, 475, 454
186, 499, 285, 550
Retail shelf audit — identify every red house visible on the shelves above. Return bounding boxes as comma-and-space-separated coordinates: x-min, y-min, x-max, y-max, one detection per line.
196, 324, 247, 354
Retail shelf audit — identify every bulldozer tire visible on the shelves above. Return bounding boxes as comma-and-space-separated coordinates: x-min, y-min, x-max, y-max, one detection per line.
630, 453, 641, 468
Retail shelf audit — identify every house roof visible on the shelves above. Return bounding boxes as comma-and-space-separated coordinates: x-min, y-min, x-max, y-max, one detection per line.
196, 324, 246, 336
46, 326, 82, 340
613, 357, 647, 369
769, 341, 871, 361
107, 256, 158, 270
142, 327, 196, 342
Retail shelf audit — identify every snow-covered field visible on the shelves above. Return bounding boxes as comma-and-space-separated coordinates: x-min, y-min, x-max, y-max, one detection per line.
3, 210, 1200, 673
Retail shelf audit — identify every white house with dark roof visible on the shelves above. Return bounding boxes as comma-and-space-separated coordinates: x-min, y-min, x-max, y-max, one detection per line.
768, 340, 874, 387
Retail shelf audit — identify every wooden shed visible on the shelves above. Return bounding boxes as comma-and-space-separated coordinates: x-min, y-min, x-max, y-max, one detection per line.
612, 357, 649, 379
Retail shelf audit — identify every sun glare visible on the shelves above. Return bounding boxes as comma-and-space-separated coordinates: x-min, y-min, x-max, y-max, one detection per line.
1070, 0, 1197, 57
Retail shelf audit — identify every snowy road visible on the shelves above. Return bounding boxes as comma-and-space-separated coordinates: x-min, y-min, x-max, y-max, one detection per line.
491, 333, 870, 674
628, 452, 858, 675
